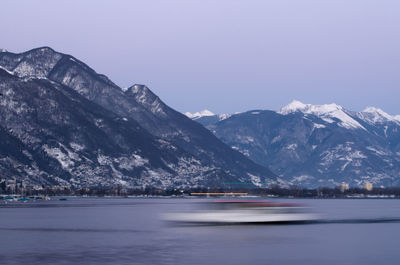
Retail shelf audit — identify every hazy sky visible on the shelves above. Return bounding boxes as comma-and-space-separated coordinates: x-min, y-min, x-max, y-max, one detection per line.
2, 0, 400, 114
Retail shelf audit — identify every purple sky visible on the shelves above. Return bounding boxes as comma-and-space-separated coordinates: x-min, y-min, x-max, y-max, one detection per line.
2, 0, 400, 114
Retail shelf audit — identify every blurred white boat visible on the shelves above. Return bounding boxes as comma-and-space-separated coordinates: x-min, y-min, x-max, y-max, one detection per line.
163, 201, 318, 224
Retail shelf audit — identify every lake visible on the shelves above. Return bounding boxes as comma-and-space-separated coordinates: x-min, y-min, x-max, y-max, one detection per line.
1, 198, 400, 265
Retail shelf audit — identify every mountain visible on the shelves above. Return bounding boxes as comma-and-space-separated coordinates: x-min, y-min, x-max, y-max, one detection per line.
184, 109, 216, 119
0, 47, 277, 189
185, 110, 232, 127
193, 100, 400, 188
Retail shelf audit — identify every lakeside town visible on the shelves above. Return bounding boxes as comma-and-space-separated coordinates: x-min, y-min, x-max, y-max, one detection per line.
2, 177, 400, 201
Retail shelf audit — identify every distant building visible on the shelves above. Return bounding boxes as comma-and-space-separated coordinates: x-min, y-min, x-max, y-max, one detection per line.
364, 182, 373, 191
340, 182, 349, 192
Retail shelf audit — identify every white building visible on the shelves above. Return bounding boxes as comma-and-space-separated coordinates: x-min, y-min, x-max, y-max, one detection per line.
364, 182, 373, 191
340, 182, 349, 192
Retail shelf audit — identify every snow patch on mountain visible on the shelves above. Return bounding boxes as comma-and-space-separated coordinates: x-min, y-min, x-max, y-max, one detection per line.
115, 154, 149, 170
292, 175, 314, 182
366, 146, 389, 156
248, 173, 263, 187
0, 66, 15, 75
43, 144, 76, 170
286, 144, 298, 151
128, 84, 167, 116
218, 114, 231, 120
320, 143, 366, 171
12, 48, 62, 78
313, 123, 326, 129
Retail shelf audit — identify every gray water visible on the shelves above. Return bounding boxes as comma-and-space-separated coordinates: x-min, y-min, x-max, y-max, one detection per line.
1, 198, 400, 265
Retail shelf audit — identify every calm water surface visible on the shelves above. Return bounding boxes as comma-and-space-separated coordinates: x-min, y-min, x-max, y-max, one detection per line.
1, 198, 400, 265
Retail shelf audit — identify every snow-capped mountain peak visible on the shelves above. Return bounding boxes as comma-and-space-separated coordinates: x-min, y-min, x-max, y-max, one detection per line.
279, 100, 365, 130
185, 110, 215, 119
186, 110, 232, 124
363, 106, 392, 117
278, 100, 308, 114
360, 106, 399, 124
278, 100, 343, 115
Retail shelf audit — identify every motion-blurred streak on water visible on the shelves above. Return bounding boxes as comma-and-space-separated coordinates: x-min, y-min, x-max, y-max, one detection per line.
162, 199, 319, 224
1, 198, 400, 265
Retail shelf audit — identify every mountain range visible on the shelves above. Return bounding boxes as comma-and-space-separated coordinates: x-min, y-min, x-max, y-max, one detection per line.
0, 47, 277, 189
191, 100, 400, 188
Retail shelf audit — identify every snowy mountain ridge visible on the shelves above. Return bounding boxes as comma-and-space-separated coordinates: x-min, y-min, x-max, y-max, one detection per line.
0, 47, 277, 189
359, 106, 400, 125
190, 100, 400, 130
278, 100, 366, 130
184, 110, 215, 119
184, 110, 233, 122
193, 100, 400, 187
278, 100, 400, 126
